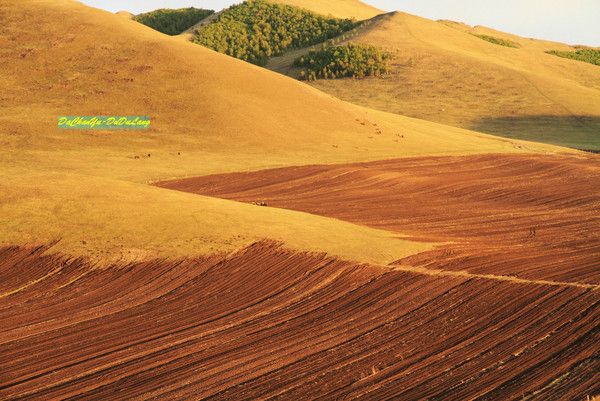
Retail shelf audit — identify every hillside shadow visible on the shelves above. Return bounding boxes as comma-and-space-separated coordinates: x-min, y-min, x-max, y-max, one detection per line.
471, 115, 600, 151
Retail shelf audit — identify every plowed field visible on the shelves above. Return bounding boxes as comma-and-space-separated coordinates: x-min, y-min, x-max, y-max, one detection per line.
1, 241, 598, 400
159, 154, 600, 285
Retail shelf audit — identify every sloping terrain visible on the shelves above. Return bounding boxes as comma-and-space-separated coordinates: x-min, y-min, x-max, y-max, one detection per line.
134, 7, 214, 36
1, 242, 598, 400
159, 153, 600, 285
270, 6, 600, 150
1, 0, 598, 399
270, 0, 381, 20
115, 11, 133, 19
177, 10, 224, 41
0, 0, 562, 262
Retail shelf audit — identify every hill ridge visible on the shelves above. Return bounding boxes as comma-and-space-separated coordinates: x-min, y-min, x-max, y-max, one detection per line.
275, 5, 600, 150
0, 0, 564, 264
270, 0, 382, 19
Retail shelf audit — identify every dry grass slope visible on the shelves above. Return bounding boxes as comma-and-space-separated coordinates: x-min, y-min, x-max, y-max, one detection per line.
270, 0, 382, 19
0, 0, 566, 263
270, 5, 600, 150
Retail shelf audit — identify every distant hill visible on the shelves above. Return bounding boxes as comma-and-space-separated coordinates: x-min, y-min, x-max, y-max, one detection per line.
270, 0, 381, 19
175, 0, 600, 150
267, 3, 600, 150
115, 11, 133, 19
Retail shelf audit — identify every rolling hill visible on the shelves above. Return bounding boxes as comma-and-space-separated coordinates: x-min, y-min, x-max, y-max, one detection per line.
1, 0, 598, 399
0, 0, 561, 263
267, 4, 600, 150
270, 0, 381, 20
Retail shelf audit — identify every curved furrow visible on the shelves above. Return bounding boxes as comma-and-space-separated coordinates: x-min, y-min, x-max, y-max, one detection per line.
1, 241, 598, 399
159, 153, 600, 284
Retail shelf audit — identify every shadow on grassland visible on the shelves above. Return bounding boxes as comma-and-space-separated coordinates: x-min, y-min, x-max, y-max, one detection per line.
471, 115, 600, 152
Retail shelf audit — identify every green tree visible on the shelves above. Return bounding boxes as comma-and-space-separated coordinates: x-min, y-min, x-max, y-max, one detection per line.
294, 43, 391, 80
546, 48, 600, 66
135, 8, 214, 35
194, 0, 358, 66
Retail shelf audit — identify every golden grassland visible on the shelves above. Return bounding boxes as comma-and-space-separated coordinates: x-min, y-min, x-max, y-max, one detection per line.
268, 6, 600, 150
0, 0, 572, 264
270, 0, 382, 20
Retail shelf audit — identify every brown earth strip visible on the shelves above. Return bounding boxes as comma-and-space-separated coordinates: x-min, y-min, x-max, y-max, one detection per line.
0, 242, 598, 400
157, 153, 600, 285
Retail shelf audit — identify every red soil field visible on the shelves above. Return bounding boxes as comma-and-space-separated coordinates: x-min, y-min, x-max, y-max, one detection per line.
159, 153, 600, 285
0, 241, 598, 400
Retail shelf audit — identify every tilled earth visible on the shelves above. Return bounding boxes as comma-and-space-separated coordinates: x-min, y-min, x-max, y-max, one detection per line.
2, 153, 599, 400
